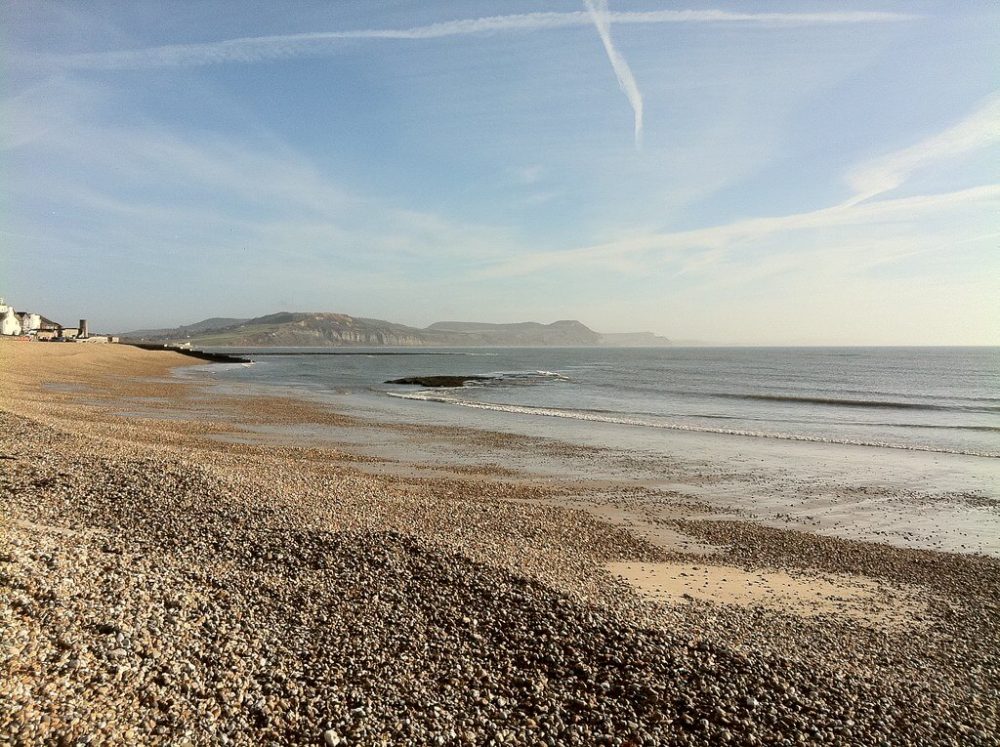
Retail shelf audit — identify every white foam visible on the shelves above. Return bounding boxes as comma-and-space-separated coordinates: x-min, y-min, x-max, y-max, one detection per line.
534, 370, 571, 380
383, 391, 1000, 458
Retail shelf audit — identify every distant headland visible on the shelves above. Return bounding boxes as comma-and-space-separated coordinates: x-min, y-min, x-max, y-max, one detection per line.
120, 312, 671, 348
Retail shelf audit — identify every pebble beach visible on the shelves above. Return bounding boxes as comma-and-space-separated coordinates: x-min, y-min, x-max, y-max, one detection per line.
2, 343, 998, 746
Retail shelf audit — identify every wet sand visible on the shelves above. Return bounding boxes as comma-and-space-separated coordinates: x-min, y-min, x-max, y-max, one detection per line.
604, 561, 924, 626
2, 342, 998, 745
176, 362, 1000, 558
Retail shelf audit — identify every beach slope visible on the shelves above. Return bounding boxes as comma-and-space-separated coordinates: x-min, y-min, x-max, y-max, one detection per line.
1, 343, 997, 745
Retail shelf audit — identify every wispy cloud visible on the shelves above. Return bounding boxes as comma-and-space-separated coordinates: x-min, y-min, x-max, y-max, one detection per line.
26, 6, 912, 149
4, 85, 520, 280
478, 89, 1000, 276
584, 0, 644, 147
479, 184, 1000, 277
40, 9, 915, 71
845, 91, 1000, 204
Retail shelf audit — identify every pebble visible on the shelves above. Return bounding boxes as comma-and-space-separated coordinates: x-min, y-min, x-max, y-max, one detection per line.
1, 360, 998, 747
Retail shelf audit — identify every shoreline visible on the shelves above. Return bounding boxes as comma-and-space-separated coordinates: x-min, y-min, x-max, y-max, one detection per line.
178, 355, 1000, 558
2, 343, 998, 744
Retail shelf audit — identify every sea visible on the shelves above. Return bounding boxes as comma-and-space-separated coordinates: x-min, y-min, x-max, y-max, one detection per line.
194, 346, 1000, 460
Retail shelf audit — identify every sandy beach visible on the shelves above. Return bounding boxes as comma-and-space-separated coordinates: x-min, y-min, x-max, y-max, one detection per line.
2, 342, 998, 745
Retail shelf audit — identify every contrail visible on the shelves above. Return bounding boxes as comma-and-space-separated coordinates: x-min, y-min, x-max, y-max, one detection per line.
844, 91, 1000, 205
584, 0, 643, 147
46, 9, 915, 71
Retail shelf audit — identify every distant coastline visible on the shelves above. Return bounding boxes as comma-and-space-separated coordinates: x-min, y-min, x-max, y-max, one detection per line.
121, 311, 671, 348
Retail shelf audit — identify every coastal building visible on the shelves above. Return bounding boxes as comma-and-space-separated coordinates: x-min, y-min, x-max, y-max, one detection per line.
35, 316, 60, 332
18, 312, 41, 332
80, 335, 118, 343
0, 297, 60, 337
0, 295, 103, 342
27, 317, 61, 340
0, 307, 22, 336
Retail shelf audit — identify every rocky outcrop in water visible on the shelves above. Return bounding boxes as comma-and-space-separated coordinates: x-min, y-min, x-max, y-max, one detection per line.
386, 375, 493, 387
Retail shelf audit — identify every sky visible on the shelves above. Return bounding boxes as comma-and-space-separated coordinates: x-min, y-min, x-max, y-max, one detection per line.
2, 1, 998, 344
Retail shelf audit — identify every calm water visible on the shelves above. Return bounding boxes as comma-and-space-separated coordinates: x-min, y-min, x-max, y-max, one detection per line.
198, 347, 1000, 458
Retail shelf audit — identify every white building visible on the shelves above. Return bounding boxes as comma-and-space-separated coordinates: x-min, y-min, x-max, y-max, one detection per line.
1, 298, 57, 336
0, 307, 22, 336
19, 312, 41, 332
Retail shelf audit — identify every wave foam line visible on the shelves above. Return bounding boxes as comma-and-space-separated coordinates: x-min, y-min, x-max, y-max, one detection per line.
711, 392, 1000, 412
477, 370, 571, 383
384, 391, 999, 458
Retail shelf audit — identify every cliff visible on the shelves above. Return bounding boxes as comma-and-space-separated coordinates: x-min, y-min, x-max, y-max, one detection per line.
122, 312, 669, 348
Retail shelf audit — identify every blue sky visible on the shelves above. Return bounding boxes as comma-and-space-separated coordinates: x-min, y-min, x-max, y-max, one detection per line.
2, 1, 998, 343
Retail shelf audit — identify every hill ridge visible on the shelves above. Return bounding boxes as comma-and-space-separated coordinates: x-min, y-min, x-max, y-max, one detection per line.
122, 312, 669, 347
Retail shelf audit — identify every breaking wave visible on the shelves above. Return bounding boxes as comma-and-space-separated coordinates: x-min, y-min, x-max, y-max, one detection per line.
384, 391, 1000, 458
453, 370, 571, 385
710, 392, 1000, 413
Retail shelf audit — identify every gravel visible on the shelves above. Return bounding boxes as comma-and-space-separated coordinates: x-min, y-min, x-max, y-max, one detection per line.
2, 382, 999, 745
